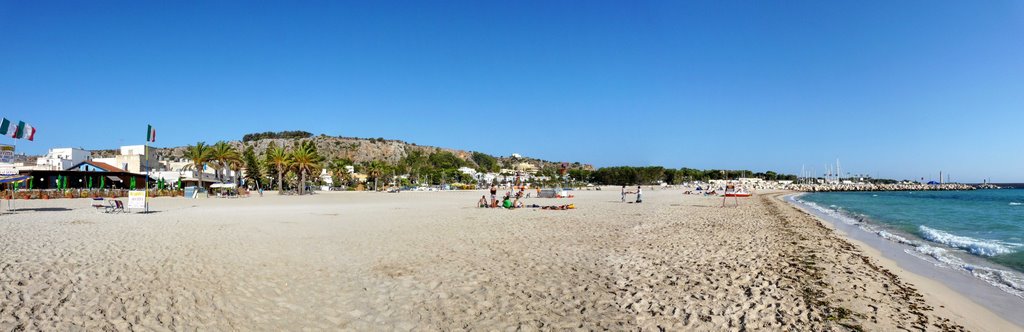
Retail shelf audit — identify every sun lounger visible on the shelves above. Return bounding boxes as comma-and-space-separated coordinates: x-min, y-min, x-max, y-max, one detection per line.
91, 198, 107, 210
104, 200, 125, 214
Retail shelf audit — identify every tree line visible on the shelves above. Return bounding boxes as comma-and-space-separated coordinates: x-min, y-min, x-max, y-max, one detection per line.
183, 139, 801, 193
241, 131, 314, 142
569, 166, 798, 186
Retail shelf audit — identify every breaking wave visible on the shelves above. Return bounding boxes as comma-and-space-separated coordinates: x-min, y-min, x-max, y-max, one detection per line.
792, 195, 1024, 299
918, 225, 1018, 257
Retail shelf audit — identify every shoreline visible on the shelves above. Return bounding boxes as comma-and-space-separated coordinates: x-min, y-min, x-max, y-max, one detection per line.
782, 192, 1024, 330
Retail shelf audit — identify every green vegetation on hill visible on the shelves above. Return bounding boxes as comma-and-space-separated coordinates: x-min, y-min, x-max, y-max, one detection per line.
242, 131, 313, 142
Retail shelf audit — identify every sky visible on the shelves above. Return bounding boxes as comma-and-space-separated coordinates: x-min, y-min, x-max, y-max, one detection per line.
2, 1, 1023, 182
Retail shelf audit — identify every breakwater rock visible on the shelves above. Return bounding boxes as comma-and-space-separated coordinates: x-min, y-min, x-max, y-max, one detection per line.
785, 183, 975, 192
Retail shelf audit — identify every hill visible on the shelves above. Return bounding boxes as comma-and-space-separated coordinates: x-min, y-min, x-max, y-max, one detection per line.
90, 133, 591, 172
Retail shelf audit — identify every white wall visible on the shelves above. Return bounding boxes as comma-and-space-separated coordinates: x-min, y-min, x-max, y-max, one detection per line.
36, 147, 90, 170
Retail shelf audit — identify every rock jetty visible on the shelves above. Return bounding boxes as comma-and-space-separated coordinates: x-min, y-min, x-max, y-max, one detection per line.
784, 183, 975, 192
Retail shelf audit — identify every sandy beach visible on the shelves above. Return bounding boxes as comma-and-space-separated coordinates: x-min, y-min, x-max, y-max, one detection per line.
0, 189, 1018, 331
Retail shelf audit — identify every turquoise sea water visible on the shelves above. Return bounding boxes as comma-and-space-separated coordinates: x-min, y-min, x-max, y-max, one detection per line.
799, 189, 1024, 297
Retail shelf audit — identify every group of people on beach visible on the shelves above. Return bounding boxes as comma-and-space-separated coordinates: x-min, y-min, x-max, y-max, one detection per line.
478, 194, 525, 209
621, 185, 643, 203
478, 185, 526, 209
477, 185, 575, 210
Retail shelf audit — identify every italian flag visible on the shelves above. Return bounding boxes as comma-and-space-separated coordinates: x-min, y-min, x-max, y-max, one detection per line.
0, 118, 14, 138
147, 124, 156, 142
22, 123, 35, 141
0, 119, 35, 141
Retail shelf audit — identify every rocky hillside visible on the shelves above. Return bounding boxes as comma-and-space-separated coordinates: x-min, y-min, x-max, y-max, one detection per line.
86, 134, 589, 171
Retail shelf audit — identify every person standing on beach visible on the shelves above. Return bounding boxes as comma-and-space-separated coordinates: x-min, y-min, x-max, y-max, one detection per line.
636, 186, 643, 203
490, 185, 498, 206
621, 185, 626, 202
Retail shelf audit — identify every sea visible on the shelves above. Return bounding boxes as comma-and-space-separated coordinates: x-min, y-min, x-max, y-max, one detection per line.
796, 189, 1024, 299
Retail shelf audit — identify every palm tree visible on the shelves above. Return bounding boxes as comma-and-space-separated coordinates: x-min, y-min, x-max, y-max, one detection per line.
288, 141, 324, 195
184, 142, 214, 197
265, 142, 290, 193
228, 159, 244, 186
362, 160, 388, 191
210, 141, 240, 183
328, 158, 354, 189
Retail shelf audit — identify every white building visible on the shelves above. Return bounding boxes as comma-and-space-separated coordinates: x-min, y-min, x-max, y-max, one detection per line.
35, 148, 91, 170
457, 167, 477, 176
92, 145, 161, 174
320, 168, 333, 189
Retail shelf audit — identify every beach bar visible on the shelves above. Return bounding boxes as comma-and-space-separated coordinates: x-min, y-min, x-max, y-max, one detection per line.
9, 161, 150, 190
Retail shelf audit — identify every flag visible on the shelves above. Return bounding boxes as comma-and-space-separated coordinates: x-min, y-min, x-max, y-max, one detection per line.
0, 118, 14, 138
13, 121, 25, 139
147, 124, 156, 142
22, 123, 35, 141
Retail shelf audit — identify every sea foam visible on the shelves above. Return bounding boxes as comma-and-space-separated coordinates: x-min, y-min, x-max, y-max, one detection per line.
918, 226, 1018, 257
792, 195, 1024, 299
908, 245, 1024, 297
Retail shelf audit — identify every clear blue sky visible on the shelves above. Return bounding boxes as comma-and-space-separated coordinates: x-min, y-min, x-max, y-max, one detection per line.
2, 1, 1023, 182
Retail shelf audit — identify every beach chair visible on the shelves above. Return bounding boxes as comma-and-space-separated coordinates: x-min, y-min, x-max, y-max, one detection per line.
91, 197, 107, 210
105, 200, 125, 214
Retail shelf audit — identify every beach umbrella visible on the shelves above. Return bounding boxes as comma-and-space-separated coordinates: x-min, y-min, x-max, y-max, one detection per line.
88, 176, 92, 189
130, 177, 136, 190
177, 178, 182, 189
100, 176, 105, 189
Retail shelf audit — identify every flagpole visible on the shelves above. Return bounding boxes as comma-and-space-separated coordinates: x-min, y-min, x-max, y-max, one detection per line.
145, 139, 150, 213
10, 136, 16, 214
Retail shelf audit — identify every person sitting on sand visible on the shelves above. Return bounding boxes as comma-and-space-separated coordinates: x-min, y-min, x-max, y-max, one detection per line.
478, 195, 489, 208
502, 196, 513, 209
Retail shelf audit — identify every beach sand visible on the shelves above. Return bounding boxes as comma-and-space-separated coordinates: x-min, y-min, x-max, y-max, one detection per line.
0, 189, 1015, 330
